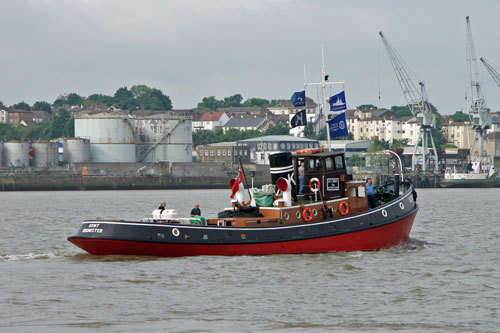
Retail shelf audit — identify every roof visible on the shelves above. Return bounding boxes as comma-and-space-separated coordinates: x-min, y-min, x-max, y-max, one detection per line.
239, 135, 318, 143
223, 117, 266, 128
199, 111, 225, 121
491, 115, 500, 124
217, 106, 264, 113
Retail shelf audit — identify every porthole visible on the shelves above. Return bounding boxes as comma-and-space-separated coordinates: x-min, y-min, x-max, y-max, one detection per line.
312, 208, 318, 216
381, 209, 388, 218
284, 212, 290, 220
399, 202, 405, 210
172, 228, 180, 237
296, 211, 302, 219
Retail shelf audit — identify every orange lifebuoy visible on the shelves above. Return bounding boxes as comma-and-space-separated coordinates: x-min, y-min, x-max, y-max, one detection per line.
302, 207, 313, 222
296, 149, 313, 155
312, 148, 324, 154
339, 201, 349, 216
309, 177, 321, 193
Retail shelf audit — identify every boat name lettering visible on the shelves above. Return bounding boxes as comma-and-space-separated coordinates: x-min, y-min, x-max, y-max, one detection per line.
82, 225, 103, 233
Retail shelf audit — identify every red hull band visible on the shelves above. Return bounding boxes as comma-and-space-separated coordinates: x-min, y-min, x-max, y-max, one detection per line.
69, 213, 416, 257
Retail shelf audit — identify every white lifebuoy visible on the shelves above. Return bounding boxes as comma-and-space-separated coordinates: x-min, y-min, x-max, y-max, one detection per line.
309, 177, 321, 193
172, 228, 180, 237
399, 202, 405, 210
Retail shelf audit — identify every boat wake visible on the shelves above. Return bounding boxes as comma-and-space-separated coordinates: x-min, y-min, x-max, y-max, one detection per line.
404, 238, 428, 250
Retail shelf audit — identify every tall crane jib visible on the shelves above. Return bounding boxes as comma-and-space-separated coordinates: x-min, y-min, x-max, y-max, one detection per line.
480, 57, 500, 89
465, 16, 493, 170
379, 31, 438, 173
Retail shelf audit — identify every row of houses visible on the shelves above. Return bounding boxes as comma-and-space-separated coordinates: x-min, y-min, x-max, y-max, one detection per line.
0, 106, 52, 126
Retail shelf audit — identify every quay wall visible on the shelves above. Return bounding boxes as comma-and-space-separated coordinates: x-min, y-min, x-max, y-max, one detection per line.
0, 162, 272, 191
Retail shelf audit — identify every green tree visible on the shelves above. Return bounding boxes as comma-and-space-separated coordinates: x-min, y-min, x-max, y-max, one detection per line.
46, 109, 73, 138
243, 98, 271, 108
390, 105, 412, 117
368, 138, 389, 152
53, 93, 84, 107
266, 122, 290, 135
83, 94, 114, 106
347, 154, 362, 167
357, 104, 378, 110
431, 116, 448, 148
13, 101, 30, 110
113, 87, 137, 110
192, 130, 216, 147
33, 101, 52, 113
222, 94, 243, 108
197, 96, 221, 111
131, 85, 172, 110
451, 111, 470, 122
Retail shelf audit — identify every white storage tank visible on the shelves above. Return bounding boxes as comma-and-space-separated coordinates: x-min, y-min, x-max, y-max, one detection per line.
135, 115, 192, 163
75, 115, 136, 163
32, 141, 58, 167
3, 141, 30, 167
63, 138, 91, 163
0, 142, 3, 166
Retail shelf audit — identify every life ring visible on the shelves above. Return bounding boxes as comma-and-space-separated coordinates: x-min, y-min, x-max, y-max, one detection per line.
302, 207, 313, 222
296, 149, 312, 155
172, 228, 180, 237
339, 201, 349, 216
312, 148, 324, 154
309, 177, 321, 193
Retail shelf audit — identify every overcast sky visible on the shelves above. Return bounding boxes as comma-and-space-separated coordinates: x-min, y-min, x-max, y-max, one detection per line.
1, 0, 500, 114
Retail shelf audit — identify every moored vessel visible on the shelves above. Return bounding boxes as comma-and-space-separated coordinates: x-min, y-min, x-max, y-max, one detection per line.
68, 150, 419, 257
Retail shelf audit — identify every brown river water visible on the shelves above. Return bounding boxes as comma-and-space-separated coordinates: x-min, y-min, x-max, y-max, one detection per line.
0, 188, 499, 332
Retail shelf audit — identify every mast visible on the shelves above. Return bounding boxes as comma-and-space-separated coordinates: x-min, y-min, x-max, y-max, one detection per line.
303, 45, 345, 152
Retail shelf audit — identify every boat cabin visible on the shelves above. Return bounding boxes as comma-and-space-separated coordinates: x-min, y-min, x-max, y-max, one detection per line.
293, 151, 350, 200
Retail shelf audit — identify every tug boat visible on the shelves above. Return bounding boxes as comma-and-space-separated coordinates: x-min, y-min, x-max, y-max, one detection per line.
68, 150, 419, 257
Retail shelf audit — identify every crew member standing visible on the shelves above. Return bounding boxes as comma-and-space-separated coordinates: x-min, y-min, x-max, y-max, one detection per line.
298, 161, 305, 194
366, 178, 374, 208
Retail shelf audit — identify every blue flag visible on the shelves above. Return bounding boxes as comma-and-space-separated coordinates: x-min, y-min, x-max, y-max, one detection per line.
290, 109, 307, 128
291, 91, 306, 107
326, 112, 349, 138
329, 91, 347, 111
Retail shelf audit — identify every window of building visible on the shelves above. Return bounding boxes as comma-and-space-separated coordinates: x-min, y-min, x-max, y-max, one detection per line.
217, 150, 221, 156
273, 143, 278, 150
205, 150, 209, 156
210, 150, 215, 156
257, 143, 262, 150
223, 150, 226, 156
244, 150, 248, 156
260, 153, 264, 160
280, 143, 285, 149
228, 150, 231, 156
286, 143, 291, 149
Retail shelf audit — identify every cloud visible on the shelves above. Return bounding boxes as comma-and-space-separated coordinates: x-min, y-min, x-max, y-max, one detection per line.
1, 0, 500, 113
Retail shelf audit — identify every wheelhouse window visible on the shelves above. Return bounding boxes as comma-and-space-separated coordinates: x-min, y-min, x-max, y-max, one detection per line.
335, 155, 344, 169
325, 157, 334, 170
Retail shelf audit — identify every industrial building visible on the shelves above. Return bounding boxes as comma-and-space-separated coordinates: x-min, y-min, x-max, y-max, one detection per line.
237, 135, 320, 165
74, 112, 192, 163
196, 142, 251, 164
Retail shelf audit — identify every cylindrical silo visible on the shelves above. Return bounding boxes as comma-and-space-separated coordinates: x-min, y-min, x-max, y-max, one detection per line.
32, 141, 58, 167
75, 116, 136, 162
136, 116, 192, 163
3, 141, 30, 167
63, 138, 91, 163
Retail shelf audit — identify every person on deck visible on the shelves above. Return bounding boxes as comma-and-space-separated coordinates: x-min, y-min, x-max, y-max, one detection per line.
158, 202, 166, 213
366, 178, 374, 208
298, 162, 305, 194
190, 203, 201, 217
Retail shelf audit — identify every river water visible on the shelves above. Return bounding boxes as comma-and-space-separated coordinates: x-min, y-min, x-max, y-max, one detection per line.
0, 188, 499, 332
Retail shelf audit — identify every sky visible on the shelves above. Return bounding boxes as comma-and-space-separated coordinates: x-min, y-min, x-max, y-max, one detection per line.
1, 0, 500, 115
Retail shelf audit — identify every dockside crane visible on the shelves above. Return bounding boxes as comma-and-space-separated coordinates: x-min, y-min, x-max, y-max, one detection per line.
480, 57, 500, 88
465, 16, 493, 171
379, 31, 438, 173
